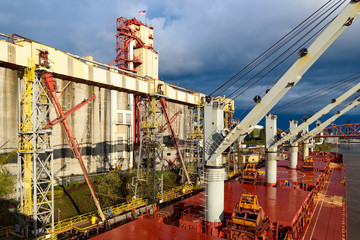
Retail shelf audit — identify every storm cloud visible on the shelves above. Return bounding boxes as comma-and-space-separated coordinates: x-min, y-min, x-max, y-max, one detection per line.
1, 0, 359, 128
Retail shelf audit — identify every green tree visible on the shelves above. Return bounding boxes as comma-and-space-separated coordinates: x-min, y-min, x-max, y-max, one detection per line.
259, 129, 265, 141
94, 170, 131, 206
0, 152, 16, 198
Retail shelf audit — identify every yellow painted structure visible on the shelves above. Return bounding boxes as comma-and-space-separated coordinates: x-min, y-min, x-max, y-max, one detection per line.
232, 194, 262, 227
18, 59, 36, 216
303, 156, 314, 171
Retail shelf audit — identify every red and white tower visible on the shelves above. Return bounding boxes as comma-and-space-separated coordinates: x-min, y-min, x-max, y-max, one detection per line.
113, 17, 158, 79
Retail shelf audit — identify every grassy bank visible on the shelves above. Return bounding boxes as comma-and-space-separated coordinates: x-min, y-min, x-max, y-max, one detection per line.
315, 143, 334, 151
54, 170, 182, 220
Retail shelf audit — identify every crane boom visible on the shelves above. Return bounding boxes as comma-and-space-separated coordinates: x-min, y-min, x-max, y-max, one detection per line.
269, 80, 360, 149
206, 1, 360, 165
296, 97, 360, 143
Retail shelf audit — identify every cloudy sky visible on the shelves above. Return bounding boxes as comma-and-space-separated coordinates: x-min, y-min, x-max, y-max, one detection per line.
1, 0, 359, 129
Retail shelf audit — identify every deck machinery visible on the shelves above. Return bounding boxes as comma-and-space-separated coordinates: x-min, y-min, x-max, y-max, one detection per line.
1, 0, 359, 239
239, 164, 260, 185
202, 1, 360, 235
226, 194, 270, 240
302, 156, 314, 171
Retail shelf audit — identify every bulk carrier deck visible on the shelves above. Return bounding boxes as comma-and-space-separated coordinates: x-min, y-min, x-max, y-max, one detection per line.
1, 1, 358, 239
90, 151, 346, 240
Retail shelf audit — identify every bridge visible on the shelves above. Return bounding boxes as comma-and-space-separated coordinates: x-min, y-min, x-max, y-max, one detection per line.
316, 123, 360, 138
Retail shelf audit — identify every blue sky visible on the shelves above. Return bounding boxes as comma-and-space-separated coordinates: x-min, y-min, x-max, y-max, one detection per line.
1, 0, 359, 129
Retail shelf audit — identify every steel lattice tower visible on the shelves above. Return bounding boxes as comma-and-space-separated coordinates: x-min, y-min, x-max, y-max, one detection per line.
17, 59, 54, 237
133, 95, 164, 203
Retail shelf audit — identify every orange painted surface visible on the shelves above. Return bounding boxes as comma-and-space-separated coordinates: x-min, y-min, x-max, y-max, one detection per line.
180, 182, 309, 227
91, 152, 346, 240
301, 166, 346, 240
90, 218, 223, 240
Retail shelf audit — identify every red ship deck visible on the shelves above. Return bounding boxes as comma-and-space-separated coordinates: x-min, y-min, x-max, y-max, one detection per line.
259, 160, 327, 184
301, 163, 346, 240
90, 218, 223, 240
90, 152, 346, 240
181, 182, 309, 227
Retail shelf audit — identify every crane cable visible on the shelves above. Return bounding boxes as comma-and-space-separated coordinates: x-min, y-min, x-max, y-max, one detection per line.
209, 0, 346, 99
226, 0, 338, 98
208, 0, 335, 97
228, 0, 346, 100
272, 73, 360, 114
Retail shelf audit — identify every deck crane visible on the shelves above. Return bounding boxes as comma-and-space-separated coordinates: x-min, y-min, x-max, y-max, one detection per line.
267, 97, 360, 172
295, 97, 360, 146
268, 81, 360, 150
284, 97, 360, 170
267, 79, 360, 170
203, 1, 360, 234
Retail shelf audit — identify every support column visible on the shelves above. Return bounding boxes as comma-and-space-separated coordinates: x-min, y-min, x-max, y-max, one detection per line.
203, 96, 226, 236
302, 125, 310, 160
204, 97, 225, 166
205, 166, 225, 235
289, 144, 298, 170
303, 141, 309, 160
128, 93, 134, 169
309, 138, 315, 152
265, 114, 278, 186
265, 151, 277, 186
289, 119, 298, 169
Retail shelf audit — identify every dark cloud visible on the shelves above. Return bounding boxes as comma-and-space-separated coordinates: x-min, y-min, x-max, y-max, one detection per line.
1, 0, 359, 129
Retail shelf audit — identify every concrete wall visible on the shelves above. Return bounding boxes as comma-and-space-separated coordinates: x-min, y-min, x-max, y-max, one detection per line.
0, 67, 192, 182
0, 67, 18, 154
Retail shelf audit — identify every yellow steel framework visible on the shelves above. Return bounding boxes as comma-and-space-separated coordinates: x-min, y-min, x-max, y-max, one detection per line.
158, 183, 201, 202
17, 58, 55, 238
18, 58, 36, 216
185, 101, 204, 181
133, 95, 164, 202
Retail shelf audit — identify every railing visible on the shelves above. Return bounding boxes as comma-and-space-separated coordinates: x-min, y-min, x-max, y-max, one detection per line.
204, 128, 225, 158
0, 226, 14, 237
159, 184, 202, 202
204, 122, 240, 159
52, 198, 147, 234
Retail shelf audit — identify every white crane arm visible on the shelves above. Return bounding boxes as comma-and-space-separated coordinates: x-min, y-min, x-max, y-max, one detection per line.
206, 1, 360, 165
270, 80, 360, 149
297, 98, 360, 143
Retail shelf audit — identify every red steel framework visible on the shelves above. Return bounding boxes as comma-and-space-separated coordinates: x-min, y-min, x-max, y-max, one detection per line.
317, 123, 360, 138
160, 97, 191, 185
134, 95, 141, 145
111, 17, 156, 72
160, 108, 182, 133
41, 72, 106, 222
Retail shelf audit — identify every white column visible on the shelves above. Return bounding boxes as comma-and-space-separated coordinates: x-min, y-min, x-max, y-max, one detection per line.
303, 141, 309, 160
265, 151, 277, 186
265, 114, 278, 186
289, 144, 298, 169
205, 167, 225, 222
128, 93, 134, 169
289, 119, 298, 169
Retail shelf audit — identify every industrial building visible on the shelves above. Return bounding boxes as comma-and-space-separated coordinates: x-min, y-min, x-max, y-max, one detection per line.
0, 17, 236, 238
0, 18, 221, 180
0, 1, 359, 239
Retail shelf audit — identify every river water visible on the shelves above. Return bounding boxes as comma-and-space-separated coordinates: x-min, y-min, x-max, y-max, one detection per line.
331, 143, 360, 240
